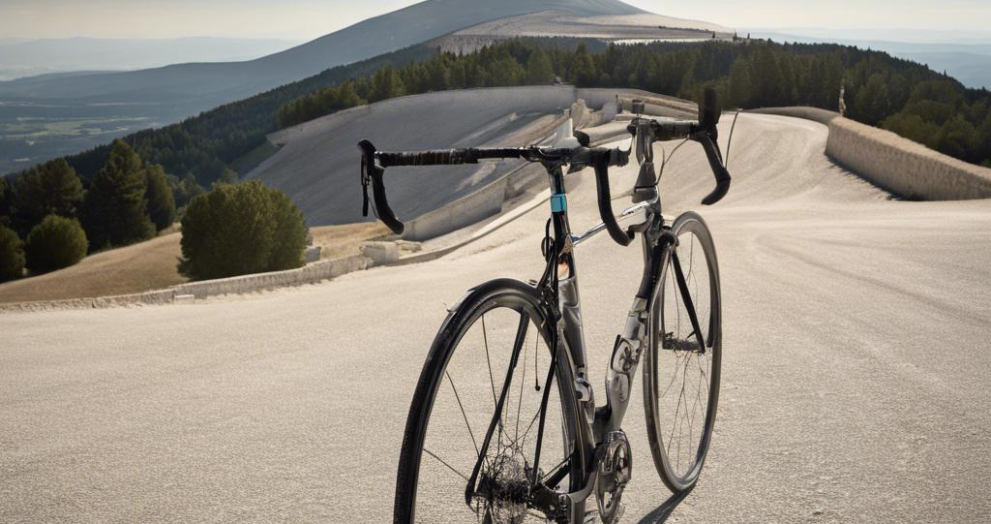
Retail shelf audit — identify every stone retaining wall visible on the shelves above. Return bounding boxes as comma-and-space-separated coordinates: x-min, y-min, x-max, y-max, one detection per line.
748, 106, 838, 125
825, 117, 991, 200
0, 255, 371, 312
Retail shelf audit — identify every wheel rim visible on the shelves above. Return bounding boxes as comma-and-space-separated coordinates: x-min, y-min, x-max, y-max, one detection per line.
649, 220, 720, 490
410, 298, 581, 523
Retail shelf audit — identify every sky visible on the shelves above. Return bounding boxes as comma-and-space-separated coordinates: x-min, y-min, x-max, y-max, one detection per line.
1, 0, 989, 41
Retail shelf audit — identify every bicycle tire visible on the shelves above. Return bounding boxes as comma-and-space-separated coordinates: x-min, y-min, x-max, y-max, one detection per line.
394, 279, 591, 523
643, 212, 722, 493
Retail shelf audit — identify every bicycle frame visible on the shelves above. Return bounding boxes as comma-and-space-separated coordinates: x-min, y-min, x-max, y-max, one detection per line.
502, 161, 705, 514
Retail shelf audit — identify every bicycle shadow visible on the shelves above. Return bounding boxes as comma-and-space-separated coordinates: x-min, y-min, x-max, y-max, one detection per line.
634, 488, 694, 524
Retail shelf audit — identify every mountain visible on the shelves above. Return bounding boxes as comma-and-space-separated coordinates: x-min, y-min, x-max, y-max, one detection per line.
0, 0, 645, 106
0, 37, 300, 82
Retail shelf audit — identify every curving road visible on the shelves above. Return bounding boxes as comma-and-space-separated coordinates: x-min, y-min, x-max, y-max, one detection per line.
2, 114, 990, 523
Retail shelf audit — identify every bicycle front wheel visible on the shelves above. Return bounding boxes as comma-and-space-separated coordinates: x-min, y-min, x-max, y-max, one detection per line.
395, 279, 590, 523
643, 211, 722, 493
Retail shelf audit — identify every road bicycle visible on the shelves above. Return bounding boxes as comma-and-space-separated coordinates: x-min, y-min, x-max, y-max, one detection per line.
359, 88, 732, 524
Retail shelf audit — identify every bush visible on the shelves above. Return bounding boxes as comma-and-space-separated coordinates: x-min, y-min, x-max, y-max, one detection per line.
0, 225, 25, 282
178, 181, 307, 281
25, 215, 88, 273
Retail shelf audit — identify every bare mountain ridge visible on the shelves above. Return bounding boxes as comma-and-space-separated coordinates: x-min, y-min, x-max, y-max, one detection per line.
0, 0, 647, 104
0, 37, 299, 82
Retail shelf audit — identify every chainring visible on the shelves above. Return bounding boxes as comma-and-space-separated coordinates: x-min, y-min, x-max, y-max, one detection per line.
595, 431, 632, 523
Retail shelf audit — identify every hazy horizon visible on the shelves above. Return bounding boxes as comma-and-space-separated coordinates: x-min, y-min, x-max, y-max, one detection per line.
2, 0, 989, 41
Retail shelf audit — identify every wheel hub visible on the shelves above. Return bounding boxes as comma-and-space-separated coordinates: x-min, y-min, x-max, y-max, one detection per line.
475, 452, 533, 523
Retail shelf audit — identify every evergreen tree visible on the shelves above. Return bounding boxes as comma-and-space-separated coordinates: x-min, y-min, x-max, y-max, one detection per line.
525, 48, 554, 85
751, 47, 782, 107
0, 224, 24, 282
370, 66, 406, 102
853, 73, 893, 126
488, 57, 524, 86
569, 43, 597, 87
0, 177, 10, 227
9, 158, 84, 234
82, 140, 155, 250
980, 113, 991, 165
424, 58, 451, 91
728, 59, 753, 108
936, 115, 980, 163
777, 55, 797, 105
144, 163, 176, 232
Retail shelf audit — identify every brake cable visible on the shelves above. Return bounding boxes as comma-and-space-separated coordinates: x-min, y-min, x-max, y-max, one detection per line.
724, 110, 744, 169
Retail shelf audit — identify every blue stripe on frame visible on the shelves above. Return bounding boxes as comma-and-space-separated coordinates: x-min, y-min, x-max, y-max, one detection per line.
550, 193, 567, 213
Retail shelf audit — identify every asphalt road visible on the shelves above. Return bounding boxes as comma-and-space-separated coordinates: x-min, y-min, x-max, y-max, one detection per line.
3, 114, 990, 523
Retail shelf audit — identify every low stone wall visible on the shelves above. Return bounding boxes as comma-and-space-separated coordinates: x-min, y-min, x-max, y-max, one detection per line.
401, 177, 509, 241
826, 117, 991, 200
748, 106, 838, 125
0, 255, 371, 312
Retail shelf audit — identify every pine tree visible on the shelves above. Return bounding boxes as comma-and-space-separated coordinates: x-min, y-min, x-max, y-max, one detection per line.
569, 43, 597, 87
777, 55, 797, 106
853, 73, 893, 126
728, 59, 753, 108
751, 47, 782, 107
0, 224, 24, 282
980, 113, 991, 165
9, 158, 84, 234
525, 48, 554, 85
82, 140, 155, 250
144, 163, 176, 232
0, 177, 10, 227
370, 66, 405, 102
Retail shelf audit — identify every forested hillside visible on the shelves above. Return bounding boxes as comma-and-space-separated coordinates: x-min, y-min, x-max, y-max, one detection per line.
48, 37, 991, 197
282, 40, 991, 167
62, 45, 436, 185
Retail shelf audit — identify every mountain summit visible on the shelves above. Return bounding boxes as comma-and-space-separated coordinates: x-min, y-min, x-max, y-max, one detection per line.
0, 0, 647, 106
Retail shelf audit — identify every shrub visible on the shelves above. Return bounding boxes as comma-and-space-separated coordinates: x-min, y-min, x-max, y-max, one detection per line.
25, 215, 88, 273
0, 225, 25, 282
178, 181, 307, 281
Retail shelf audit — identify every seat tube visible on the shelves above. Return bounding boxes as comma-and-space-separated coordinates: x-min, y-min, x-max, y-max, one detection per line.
547, 164, 594, 417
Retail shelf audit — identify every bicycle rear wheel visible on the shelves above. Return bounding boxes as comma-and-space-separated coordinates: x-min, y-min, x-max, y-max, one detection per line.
394, 279, 590, 523
643, 212, 722, 493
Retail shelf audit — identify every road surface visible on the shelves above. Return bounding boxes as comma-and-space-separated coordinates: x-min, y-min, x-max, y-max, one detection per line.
2, 114, 990, 523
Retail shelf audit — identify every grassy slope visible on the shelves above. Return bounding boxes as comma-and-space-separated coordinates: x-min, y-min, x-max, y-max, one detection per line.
0, 223, 389, 304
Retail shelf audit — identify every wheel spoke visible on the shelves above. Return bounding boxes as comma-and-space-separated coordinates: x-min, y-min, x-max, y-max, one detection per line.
482, 315, 498, 412
424, 448, 471, 482
446, 371, 482, 460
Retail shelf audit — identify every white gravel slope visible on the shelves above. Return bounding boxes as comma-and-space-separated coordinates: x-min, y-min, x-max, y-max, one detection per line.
2, 114, 990, 523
